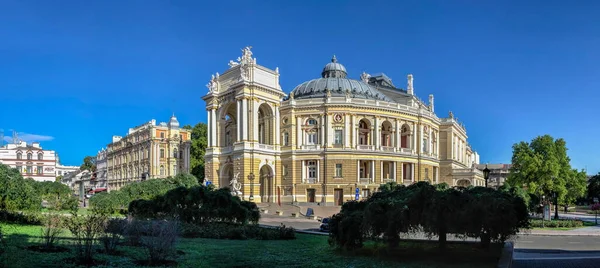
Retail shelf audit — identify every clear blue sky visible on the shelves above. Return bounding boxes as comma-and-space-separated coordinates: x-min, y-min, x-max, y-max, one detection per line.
0, 0, 598, 174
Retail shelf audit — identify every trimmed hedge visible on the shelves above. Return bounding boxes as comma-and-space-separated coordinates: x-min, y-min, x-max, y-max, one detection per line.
530, 219, 584, 228
180, 223, 296, 240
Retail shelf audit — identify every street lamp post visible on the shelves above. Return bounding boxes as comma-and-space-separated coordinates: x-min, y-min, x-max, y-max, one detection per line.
248, 173, 255, 202
541, 195, 546, 228
483, 164, 490, 188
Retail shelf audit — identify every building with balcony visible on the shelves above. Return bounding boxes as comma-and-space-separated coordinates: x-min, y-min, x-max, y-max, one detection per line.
203, 47, 483, 205
0, 141, 58, 181
476, 163, 511, 189
106, 115, 192, 190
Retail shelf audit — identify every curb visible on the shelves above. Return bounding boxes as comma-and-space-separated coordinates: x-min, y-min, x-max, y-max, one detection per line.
497, 242, 513, 268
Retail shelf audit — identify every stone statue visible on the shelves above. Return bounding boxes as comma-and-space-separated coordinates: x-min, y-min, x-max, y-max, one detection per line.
275, 67, 279, 74
345, 89, 350, 98
407, 74, 414, 95
449, 111, 454, 119
228, 60, 239, 68
229, 172, 242, 195
360, 72, 371, 83
289, 92, 294, 100
206, 74, 218, 93
326, 88, 331, 98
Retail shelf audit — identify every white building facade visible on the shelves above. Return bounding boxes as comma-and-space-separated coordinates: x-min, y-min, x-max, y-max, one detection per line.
0, 141, 57, 182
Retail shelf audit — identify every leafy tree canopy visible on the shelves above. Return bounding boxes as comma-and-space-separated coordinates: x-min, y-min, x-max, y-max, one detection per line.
588, 173, 600, 200
80, 156, 96, 172
183, 123, 207, 183
506, 135, 586, 206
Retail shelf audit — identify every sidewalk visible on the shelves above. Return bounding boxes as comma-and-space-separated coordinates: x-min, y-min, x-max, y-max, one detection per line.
521, 226, 600, 236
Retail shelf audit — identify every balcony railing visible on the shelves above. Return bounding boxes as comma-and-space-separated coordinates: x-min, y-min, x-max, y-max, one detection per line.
301, 144, 321, 150
221, 146, 233, 153
383, 178, 395, 183
399, 147, 412, 154
381, 146, 395, 152
304, 178, 318, 184
257, 144, 275, 150
359, 178, 372, 184
357, 145, 374, 150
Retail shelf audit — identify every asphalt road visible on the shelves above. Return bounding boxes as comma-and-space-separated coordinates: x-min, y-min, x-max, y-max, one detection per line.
513, 235, 600, 268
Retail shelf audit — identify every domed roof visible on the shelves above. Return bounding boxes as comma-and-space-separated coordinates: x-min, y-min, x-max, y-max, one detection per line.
290, 56, 392, 102
168, 114, 180, 128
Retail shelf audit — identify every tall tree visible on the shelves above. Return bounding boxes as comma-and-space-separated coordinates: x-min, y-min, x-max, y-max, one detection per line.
183, 123, 208, 183
561, 169, 588, 212
507, 135, 585, 219
80, 156, 96, 172
588, 173, 600, 201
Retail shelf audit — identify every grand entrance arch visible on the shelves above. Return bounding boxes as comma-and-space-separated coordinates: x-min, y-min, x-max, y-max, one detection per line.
259, 165, 274, 203
219, 164, 234, 189
456, 179, 471, 187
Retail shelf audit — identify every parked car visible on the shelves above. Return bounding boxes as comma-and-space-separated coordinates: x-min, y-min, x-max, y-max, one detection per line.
319, 217, 330, 232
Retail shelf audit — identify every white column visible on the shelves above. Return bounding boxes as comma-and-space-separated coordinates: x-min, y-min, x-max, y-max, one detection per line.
412, 123, 417, 152
253, 100, 259, 141
352, 115, 357, 148
371, 160, 375, 183
211, 109, 217, 147
419, 124, 424, 154
428, 126, 432, 154
236, 100, 242, 142
374, 117, 380, 150
326, 114, 332, 147
296, 116, 302, 149
242, 98, 248, 141
395, 120, 400, 149
436, 131, 439, 156
380, 161, 383, 183
320, 116, 325, 146
274, 105, 280, 145
356, 160, 360, 182
393, 162, 397, 182
207, 109, 212, 147
344, 114, 350, 147
301, 160, 305, 182
411, 163, 415, 182
316, 160, 320, 182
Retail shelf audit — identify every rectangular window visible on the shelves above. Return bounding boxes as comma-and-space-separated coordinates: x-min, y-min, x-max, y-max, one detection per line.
422, 139, 428, 153
37, 165, 43, 174
307, 133, 317, 144
26, 166, 32, 174
160, 132, 165, 138
283, 132, 289, 146
335, 164, 342, 177
282, 165, 288, 176
425, 168, 429, 180
362, 189, 371, 199
307, 161, 317, 178
16, 165, 22, 173
160, 149, 165, 158
334, 130, 343, 145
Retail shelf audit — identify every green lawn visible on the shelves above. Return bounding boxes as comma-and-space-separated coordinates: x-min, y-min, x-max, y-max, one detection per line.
1, 223, 501, 268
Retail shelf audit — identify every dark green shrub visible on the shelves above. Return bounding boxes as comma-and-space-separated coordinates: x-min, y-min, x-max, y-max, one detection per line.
0, 210, 42, 225
530, 219, 583, 228
40, 213, 64, 250
179, 222, 295, 240
99, 218, 126, 254
140, 220, 179, 265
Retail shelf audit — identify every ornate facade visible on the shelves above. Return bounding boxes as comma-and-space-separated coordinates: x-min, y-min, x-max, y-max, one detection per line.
203, 47, 483, 205
106, 115, 191, 190
0, 141, 57, 182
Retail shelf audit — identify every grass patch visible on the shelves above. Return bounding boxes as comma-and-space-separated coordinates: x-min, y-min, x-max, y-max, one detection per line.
1, 223, 500, 267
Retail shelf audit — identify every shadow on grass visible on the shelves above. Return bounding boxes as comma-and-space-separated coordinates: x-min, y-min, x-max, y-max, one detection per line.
342, 239, 503, 265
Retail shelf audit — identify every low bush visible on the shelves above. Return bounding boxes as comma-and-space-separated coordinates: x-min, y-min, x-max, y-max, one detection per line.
123, 218, 147, 246
40, 213, 64, 250
530, 219, 584, 228
64, 214, 108, 265
0, 210, 42, 225
180, 222, 296, 240
99, 218, 126, 254
140, 220, 179, 265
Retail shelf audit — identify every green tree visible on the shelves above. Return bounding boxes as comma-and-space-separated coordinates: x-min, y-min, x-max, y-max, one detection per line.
183, 123, 208, 183
588, 173, 600, 201
506, 135, 581, 219
80, 156, 96, 172
0, 164, 41, 211
560, 169, 588, 212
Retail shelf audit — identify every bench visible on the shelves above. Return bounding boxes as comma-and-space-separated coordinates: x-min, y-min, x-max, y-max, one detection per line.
291, 212, 298, 218
276, 210, 283, 216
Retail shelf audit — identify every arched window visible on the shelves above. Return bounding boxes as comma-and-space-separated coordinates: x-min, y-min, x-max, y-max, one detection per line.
305, 118, 319, 145
17, 152, 22, 160
37, 153, 43, 160
307, 118, 317, 125
160, 165, 165, 176
358, 119, 370, 145
27, 153, 32, 160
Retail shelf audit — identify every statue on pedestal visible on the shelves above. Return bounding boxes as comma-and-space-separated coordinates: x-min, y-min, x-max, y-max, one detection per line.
230, 172, 242, 196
